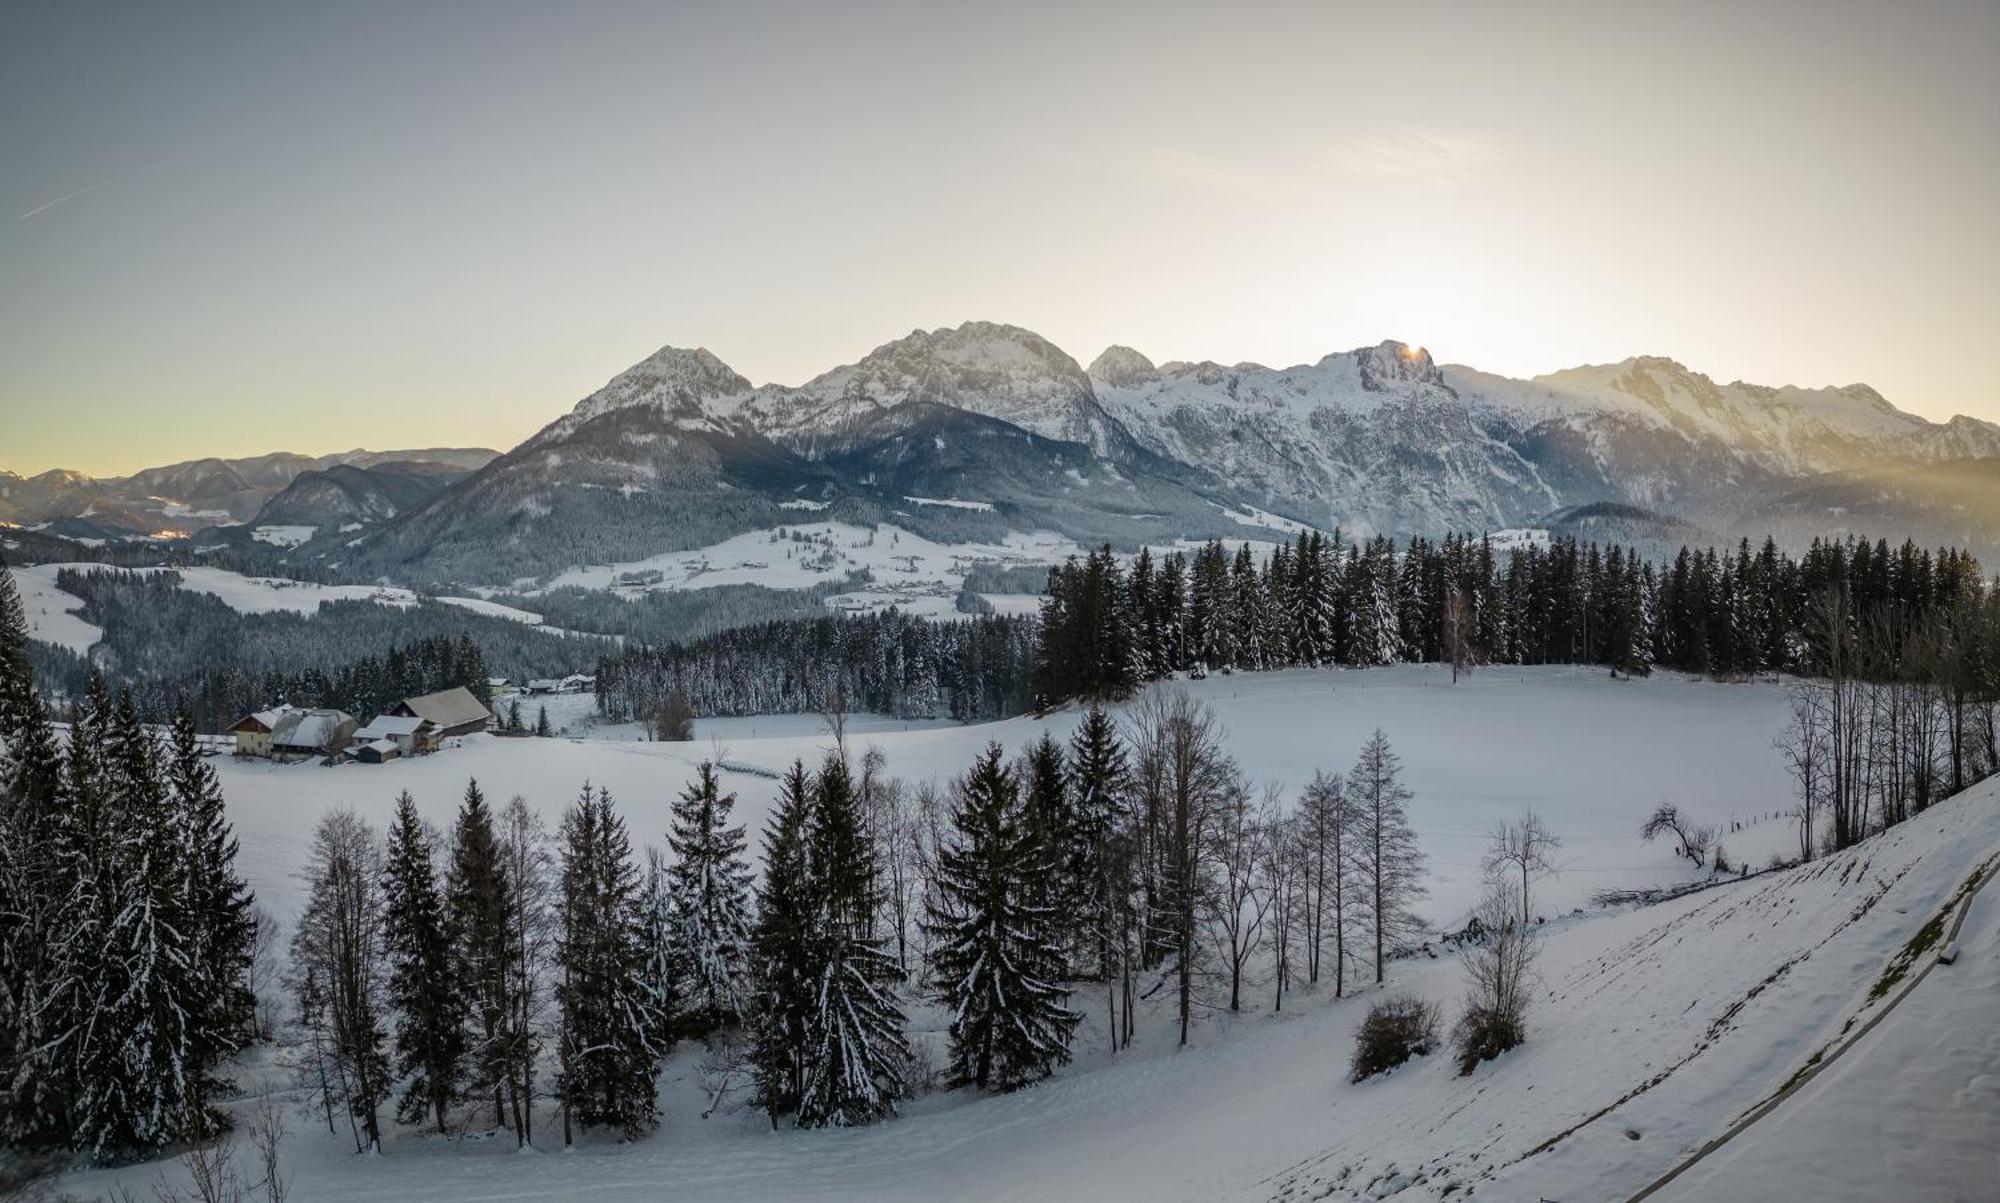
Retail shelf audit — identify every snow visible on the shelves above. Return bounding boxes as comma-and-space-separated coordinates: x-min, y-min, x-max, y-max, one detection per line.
1218, 502, 1315, 534
251, 524, 318, 547
5, 562, 104, 653
50, 666, 2000, 1202
1488, 527, 1550, 553
903, 496, 996, 512
977, 593, 1044, 616
1652, 870, 2000, 1200
536, 522, 1084, 620
169, 667, 1792, 975
434, 595, 545, 624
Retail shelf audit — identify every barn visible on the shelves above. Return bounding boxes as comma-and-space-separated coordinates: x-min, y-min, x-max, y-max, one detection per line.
390, 686, 493, 739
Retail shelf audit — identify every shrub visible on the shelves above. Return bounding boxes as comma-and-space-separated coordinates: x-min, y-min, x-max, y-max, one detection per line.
1452, 1004, 1526, 1075
1350, 995, 1442, 1082
1451, 880, 1537, 1076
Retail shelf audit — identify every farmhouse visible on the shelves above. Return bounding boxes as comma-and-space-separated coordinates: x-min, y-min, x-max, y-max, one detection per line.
229, 706, 358, 759
350, 713, 440, 758
389, 686, 492, 739
227, 707, 295, 758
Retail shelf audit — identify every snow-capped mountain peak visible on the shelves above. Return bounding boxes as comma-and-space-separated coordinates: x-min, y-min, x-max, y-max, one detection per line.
1350, 339, 1444, 390
1088, 345, 1160, 389
740, 320, 1118, 452
540, 345, 753, 442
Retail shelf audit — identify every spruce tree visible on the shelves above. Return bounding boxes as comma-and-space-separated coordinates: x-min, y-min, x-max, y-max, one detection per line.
447, 778, 514, 1128
749, 762, 815, 1126
797, 755, 908, 1127
166, 711, 255, 1121
1020, 731, 1072, 919
666, 762, 755, 1034
1068, 705, 1133, 1048
926, 745, 1080, 1091
638, 847, 678, 1047
555, 784, 666, 1141
382, 791, 467, 1132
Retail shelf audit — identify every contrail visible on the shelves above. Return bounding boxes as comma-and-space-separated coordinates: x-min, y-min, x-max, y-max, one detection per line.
20, 175, 116, 220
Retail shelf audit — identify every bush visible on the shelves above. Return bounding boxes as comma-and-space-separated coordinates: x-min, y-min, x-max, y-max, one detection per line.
1349, 995, 1442, 1082
1452, 1004, 1526, 1075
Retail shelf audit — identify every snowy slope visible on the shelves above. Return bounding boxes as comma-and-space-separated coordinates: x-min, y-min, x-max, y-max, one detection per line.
53, 669, 2000, 1203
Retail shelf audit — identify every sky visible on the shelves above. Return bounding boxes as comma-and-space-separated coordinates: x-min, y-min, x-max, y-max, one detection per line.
2, 0, 1996, 477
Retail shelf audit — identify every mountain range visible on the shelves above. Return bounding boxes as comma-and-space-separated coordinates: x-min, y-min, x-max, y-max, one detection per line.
10, 322, 2000, 584
0, 448, 498, 539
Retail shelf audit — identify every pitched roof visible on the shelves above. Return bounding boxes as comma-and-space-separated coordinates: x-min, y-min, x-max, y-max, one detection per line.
272, 709, 352, 749
229, 706, 295, 734
354, 714, 433, 741
397, 686, 491, 730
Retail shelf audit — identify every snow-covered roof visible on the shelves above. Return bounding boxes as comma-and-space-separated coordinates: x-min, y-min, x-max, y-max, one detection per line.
396, 686, 491, 729
354, 714, 432, 741
271, 709, 352, 749
230, 705, 298, 733
359, 739, 399, 757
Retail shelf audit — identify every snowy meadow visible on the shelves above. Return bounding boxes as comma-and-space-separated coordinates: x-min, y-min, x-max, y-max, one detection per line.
218, 665, 1799, 933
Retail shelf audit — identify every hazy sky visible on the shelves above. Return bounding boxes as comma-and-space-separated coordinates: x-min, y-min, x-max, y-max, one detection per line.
3, 0, 1996, 477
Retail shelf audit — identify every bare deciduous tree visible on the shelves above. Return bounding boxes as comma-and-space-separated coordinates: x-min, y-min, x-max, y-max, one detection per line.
1208, 780, 1272, 1013
1125, 687, 1235, 1045
1481, 809, 1563, 927
1639, 802, 1714, 868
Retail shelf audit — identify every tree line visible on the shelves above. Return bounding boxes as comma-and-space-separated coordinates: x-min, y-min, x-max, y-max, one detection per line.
1034, 531, 2000, 707
0, 559, 260, 1165
69, 631, 496, 732
594, 609, 1038, 729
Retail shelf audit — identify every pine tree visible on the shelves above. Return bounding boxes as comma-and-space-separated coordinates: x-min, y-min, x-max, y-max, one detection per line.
535, 705, 552, 738
77, 692, 198, 1154
1020, 732, 1072, 918
926, 744, 1081, 1091
166, 711, 255, 1122
666, 762, 755, 1034
556, 784, 667, 1141
749, 762, 816, 1126
446, 778, 515, 1129
0, 556, 71, 1147
382, 791, 467, 1133
1068, 705, 1133, 1049
797, 755, 909, 1127
1348, 730, 1427, 983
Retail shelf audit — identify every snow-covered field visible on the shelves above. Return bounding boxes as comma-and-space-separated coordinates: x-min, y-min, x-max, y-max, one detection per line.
211, 666, 1797, 931
529, 521, 1082, 619
51, 665, 2000, 1202
8, 561, 104, 653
